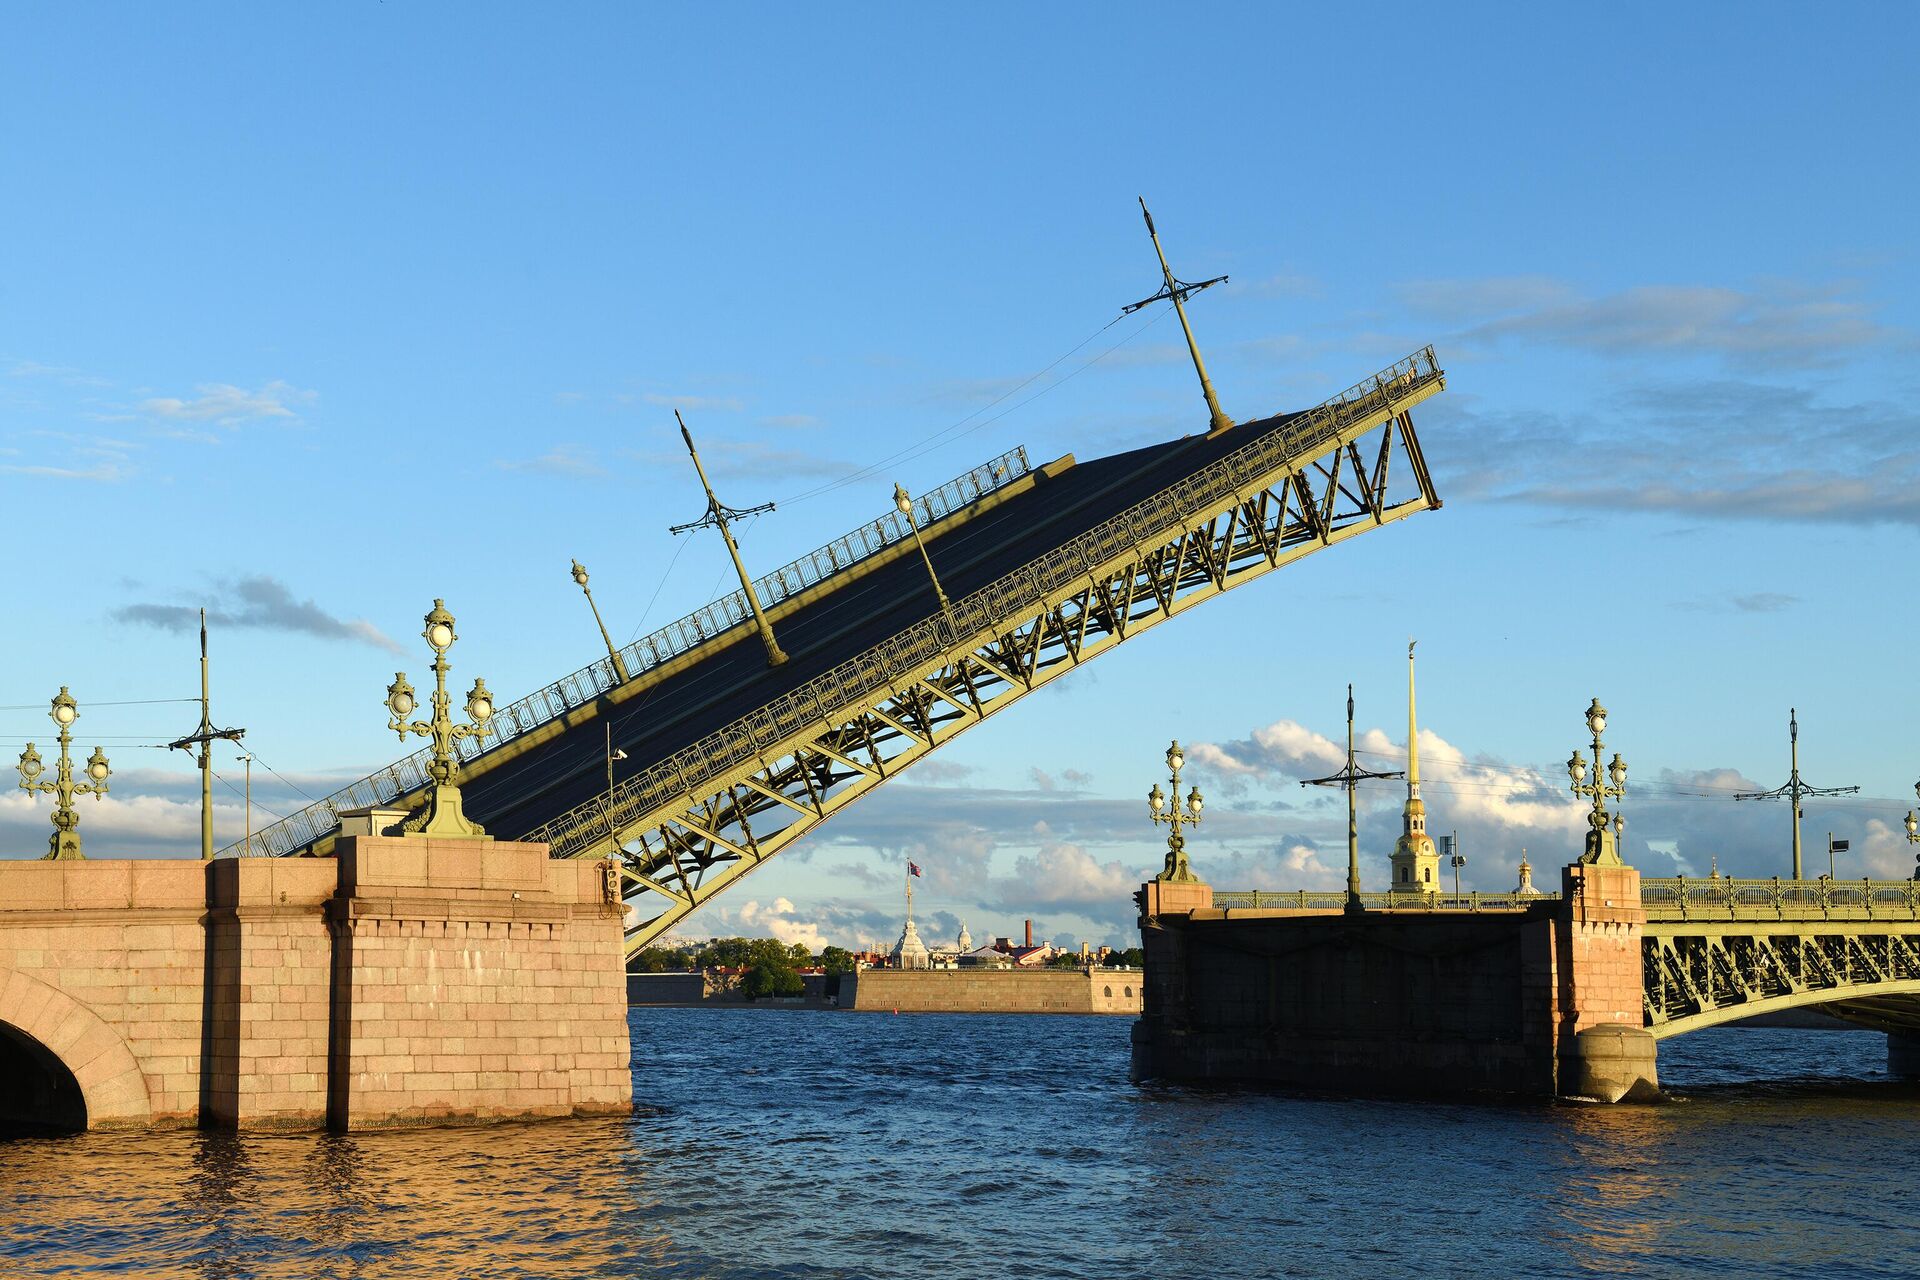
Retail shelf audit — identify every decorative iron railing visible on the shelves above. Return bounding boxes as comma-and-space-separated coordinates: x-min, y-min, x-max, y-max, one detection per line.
226, 445, 1030, 857
1209, 889, 1551, 911
1641, 876, 1920, 922
526, 347, 1446, 860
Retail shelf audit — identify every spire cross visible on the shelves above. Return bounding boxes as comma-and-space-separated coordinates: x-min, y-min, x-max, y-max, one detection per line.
1302, 684, 1404, 913
1733, 708, 1859, 880
668, 411, 788, 668
1123, 198, 1232, 435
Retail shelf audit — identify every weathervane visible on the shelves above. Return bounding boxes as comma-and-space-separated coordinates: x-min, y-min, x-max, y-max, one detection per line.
1123, 197, 1232, 434
1303, 685, 1404, 912
668, 411, 788, 667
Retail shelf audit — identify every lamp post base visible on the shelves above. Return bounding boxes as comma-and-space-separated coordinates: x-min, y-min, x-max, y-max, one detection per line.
406, 783, 489, 839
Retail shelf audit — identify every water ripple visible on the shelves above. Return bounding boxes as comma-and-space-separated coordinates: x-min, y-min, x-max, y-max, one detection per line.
1, 1015, 1917, 1277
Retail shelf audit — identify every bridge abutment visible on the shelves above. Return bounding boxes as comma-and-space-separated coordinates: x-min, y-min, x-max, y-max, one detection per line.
0, 838, 632, 1132
1888, 1032, 1920, 1080
1133, 863, 1659, 1101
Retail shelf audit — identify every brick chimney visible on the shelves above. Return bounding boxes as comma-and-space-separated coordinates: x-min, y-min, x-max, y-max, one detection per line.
1024, 919, 1033, 948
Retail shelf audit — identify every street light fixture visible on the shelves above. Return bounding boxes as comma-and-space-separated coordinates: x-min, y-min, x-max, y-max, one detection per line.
387, 598, 495, 838
1448, 831, 1466, 900
570, 560, 630, 683
1148, 739, 1204, 884
1568, 697, 1627, 866
894, 483, 951, 614
1906, 780, 1919, 880
16, 687, 111, 860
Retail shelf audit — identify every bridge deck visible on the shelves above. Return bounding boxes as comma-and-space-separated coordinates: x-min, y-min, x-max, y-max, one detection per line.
465, 416, 1302, 842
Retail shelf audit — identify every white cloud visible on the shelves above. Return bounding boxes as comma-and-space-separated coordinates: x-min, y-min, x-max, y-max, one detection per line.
495, 444, 605, 477
140, 379, 316, 425
637, 392, 745, 413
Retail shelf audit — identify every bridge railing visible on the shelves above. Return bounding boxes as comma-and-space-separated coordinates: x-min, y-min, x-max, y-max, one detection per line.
1641, 876, 1920, 921
526, 347, 1446, 859
226, 446, 1030, 857
1211, 889, 1551, 911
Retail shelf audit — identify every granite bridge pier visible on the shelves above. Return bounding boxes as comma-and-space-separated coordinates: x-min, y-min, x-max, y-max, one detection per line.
1132, 866, 1920, 1102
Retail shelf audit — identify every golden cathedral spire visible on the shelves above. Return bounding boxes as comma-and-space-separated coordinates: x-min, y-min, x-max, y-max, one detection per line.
1391, 640, 1440, 895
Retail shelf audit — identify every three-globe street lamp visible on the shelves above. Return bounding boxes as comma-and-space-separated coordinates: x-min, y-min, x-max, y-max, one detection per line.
570, 560, 631, 683
1148, 739, 1204, 884
387, 599, 495, 838
1567, 697, 1628, 866
894, 483, 951, 615
15, 687, 111, 860
1905, 780, 1919, 880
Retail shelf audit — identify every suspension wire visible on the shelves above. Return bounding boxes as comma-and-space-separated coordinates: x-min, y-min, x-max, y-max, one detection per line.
775, 306, 1166, 508
624, 532, 693, 644
237, 745, 322, 805
210, 768, 288, 824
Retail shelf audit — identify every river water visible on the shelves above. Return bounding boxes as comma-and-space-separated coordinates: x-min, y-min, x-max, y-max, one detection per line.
2, 1011, 1916, 1278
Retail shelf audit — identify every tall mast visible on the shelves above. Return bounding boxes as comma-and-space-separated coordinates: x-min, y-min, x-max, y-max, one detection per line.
1123, 198, 1232, 435
668, 411, 788, 667
167, 610, 245, 859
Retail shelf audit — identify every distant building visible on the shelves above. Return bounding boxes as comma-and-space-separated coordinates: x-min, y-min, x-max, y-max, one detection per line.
1514, 849, 1541, 896
890, 865, 931, 969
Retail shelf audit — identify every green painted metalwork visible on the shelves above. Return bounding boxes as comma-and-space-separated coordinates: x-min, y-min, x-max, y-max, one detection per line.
1210, 889, 1544, 912
385, 599, 495, 838
223, 445, 1030, 858
528, 348, 1446, 956
1148, 740, 1204, 884
1567, 698, 1627, 866
14, 687, 111, 860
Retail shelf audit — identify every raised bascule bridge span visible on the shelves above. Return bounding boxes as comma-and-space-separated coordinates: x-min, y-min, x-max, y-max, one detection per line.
228, 347, 1447, 960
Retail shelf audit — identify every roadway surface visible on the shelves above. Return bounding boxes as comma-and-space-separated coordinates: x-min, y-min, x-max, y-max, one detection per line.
461, 407, 1304, 840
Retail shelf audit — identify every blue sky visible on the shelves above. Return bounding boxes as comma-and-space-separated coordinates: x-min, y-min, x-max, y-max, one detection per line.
4, 5, 1918, 947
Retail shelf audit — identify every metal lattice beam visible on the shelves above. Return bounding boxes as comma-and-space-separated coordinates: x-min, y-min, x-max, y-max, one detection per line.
1643, 924, 1920, 1036
519, 348, 1450, 957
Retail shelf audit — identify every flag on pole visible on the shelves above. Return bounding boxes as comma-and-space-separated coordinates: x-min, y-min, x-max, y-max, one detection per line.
908, 861, 923, 877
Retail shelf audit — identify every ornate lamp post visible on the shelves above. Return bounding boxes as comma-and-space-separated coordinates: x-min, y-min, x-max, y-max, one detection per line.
386, 599, 495, 838
1905, 780, 1919, 880
1148, 739, 1204, 884
1567, 697, 1627, 865
570, 560, 630, 682
16, 687, 111, 860
893, 483, 951, 613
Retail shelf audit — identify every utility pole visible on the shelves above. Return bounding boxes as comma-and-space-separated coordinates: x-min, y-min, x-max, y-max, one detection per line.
1735, 709, 1858, 880
167, 610, 245, 860
1123, 198, 1232, 435
1302, 685, 1404, 913
668, 411, 788, 667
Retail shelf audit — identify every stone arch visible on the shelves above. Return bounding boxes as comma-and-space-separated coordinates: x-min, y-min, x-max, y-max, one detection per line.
1649, 978, 1920, 1040
0, 968, 151, 1130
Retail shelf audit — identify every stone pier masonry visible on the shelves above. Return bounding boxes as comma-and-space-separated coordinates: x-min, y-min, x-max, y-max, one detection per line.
1132, 863, 1659, 1102
0, 836, 632, 1131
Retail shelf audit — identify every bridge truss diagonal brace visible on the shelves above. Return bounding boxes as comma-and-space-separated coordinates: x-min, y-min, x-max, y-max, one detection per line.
531, 372, 1445, 959
1643, 926, 1920, 1036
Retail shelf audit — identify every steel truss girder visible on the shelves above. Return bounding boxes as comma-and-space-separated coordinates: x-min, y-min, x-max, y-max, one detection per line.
1642, 925, 1920, 1037
519, 351, 1446, 958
